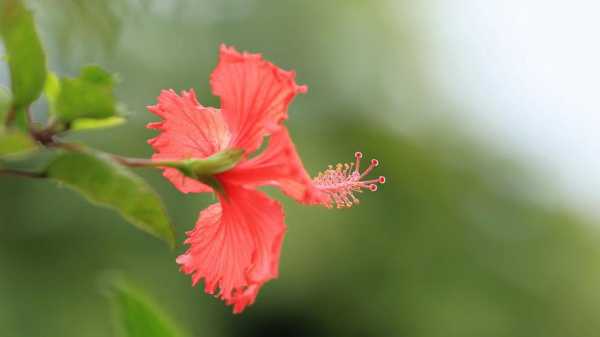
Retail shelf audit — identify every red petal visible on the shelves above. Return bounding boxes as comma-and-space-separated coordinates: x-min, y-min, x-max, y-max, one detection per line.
220, 128, 327, 205
176, 184, 286, 313
147, 89, 231, 193
210, 44, 307, 154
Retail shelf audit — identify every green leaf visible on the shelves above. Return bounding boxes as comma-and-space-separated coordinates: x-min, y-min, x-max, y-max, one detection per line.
70, 116, 126, 131
108, 279, 186, 337
54, 65, 119, 123
0, 0, 47, 112
44, 71, 60, 115
45, 71, 125, 131
0, 129, 38, 157
46, 151, 175, 247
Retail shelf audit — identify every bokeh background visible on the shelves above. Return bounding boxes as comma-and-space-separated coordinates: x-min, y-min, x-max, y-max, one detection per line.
2, 1, 600, 336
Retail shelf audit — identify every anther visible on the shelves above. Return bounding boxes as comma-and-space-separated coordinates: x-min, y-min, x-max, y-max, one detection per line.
371, 159, 379, 166
378, 176, 386, 184
354, 152, 363, 159
369, 184, 378, 191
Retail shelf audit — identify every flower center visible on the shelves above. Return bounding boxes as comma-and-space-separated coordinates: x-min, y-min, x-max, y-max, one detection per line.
313, 151, 385, 208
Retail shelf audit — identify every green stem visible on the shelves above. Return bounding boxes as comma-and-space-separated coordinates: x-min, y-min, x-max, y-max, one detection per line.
0, 168, 46, 179
110, 156, 169, 168
51, 141, 242, 173
4, 108, 14, 126
5, 106, 30, 131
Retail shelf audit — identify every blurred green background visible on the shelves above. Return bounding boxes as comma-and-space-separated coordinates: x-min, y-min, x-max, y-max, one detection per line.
2, 1, 600, 336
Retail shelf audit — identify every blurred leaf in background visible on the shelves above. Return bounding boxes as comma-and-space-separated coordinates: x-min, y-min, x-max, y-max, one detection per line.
108, 277, 187, 337
29, 0, 128, 61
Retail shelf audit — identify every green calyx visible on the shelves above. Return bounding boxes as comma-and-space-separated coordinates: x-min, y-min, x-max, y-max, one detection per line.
161, 149, 244, 192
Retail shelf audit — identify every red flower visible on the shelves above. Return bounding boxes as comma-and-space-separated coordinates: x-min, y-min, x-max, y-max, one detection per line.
148, 45, 384, 313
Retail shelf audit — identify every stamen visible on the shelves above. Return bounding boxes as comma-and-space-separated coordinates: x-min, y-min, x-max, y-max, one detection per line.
354, 151, 363, 172
313, 152, 385, 208
359, 158, 379, 179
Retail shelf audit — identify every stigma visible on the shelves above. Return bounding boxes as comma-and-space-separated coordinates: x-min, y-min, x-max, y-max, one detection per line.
313, 152, 385, 208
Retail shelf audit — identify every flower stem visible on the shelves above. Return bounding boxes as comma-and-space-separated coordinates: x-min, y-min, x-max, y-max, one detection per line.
0, 168, 46, 179
111, 156, 163, 168
110, 155, 188, 170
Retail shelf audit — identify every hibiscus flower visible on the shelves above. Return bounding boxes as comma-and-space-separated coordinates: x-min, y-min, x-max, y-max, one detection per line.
147, 45, 384, 313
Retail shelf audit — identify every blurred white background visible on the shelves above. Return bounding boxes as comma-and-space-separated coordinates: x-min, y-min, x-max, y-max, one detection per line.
420, 0, 600, 216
